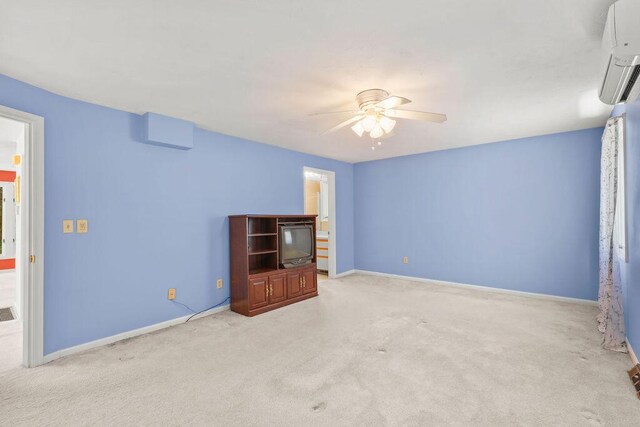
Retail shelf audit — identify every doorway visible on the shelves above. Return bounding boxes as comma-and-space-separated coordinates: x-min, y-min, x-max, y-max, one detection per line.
0, 106, 44, 370
303, 167, 336, 279
0, 115, 24, 372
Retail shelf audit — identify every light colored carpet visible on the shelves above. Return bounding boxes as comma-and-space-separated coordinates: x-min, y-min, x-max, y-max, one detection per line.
2, 274, 639, 425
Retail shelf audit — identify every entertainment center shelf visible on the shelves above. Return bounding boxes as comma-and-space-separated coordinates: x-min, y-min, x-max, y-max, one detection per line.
249, 250, 277, 255
229, 214, 318, 316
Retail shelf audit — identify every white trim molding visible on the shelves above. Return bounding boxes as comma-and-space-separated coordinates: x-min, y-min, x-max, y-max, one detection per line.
628, 337, 639, 366
333, 269, 356, 278
43, 305, 230, 364
0, 105, 45, 368
353, 270, 598, 306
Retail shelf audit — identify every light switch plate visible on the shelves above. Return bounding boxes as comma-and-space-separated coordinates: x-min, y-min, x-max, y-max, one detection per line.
403, 256, 409, 264
77, 219, 88, 234
168, 288, 176, 300
63, 219, 74, 234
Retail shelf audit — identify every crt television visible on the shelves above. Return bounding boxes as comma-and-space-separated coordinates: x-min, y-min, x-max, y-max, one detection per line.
279, 224, 314, 268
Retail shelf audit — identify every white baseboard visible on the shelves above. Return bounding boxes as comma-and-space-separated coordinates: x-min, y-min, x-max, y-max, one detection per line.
43, 304, 230, 364
353, 270, 598, 306
332, 269, 356, 279
628, 337, 639, 365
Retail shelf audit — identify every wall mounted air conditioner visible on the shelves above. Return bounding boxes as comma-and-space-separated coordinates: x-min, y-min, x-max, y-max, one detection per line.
599, 0, 640, 105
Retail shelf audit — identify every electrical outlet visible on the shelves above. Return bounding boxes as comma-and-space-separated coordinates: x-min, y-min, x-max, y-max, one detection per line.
63, 219, 74, 234
216, 279, 223, 289
168, 288, 176, 300
403, 256, 409, 264
77, 219, 88, 234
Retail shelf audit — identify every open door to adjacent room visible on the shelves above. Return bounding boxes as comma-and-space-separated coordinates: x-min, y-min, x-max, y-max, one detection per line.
0, 105, 44, 370
0, 115, 24, 372
303, 167, 336, 279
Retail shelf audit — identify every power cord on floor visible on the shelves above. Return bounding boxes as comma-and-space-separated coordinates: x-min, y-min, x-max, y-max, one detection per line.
185, 297, 230, 323
171, 300, 197, 313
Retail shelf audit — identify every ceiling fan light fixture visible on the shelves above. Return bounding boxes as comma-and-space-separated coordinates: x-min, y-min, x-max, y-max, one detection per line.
314, 89, 446, 150
370, 124, 384, 139
362, 115, 377, 132
379, 116, 396, 133
351, 120, 365, 137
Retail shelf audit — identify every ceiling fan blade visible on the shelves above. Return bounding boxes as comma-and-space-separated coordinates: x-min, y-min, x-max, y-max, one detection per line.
309, 110, 360, 116
322, 115, 364, 135
385, 109, 447, 123
374, 96, 411, 110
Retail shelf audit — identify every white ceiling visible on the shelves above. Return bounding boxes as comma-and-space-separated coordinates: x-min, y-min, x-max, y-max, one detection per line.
0, 0, 614, 163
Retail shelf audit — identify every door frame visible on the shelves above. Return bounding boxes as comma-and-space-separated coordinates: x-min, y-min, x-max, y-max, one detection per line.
303, 166, 337, 278
0, 105, 45, 368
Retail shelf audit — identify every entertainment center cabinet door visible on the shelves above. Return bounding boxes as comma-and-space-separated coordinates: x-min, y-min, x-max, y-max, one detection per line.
302, 266, 317, 295
249, 277, 269, 310
269, 273, 287, 304
287, 271, 303, 299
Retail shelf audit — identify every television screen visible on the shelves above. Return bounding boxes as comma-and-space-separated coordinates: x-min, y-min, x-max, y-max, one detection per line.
283, 227, 312, 259
281, 225, 313, 264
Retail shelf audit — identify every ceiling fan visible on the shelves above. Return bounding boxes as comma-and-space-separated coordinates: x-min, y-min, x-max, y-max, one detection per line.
313, 89, 447, 146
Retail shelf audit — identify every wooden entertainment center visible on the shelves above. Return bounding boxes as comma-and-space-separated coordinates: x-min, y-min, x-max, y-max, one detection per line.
229, 214, 318, 316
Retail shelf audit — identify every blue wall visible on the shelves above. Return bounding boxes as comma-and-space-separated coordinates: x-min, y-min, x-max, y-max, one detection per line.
612, 99, 640, 354
354, 128, 603, 300
0, 74, 354, 354
0, 71, 608, 356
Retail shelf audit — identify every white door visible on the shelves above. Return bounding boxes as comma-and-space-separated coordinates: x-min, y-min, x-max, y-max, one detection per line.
0, 182, 16, 260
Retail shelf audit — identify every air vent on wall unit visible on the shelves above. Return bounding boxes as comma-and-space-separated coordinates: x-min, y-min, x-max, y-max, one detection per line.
620, 66, 640, 103
599, 0, 640, 105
